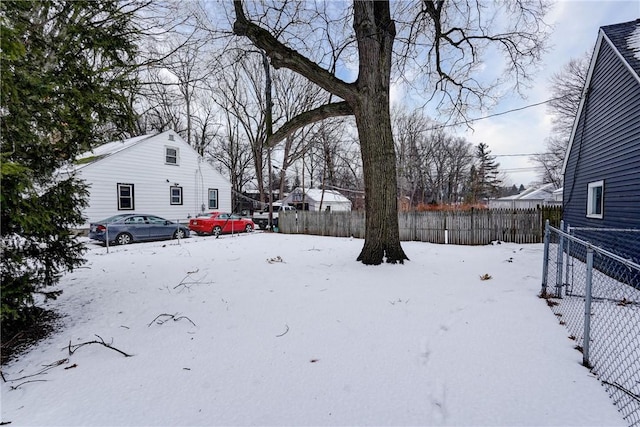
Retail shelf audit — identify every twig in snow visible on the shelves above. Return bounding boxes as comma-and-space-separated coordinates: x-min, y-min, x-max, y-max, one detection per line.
174, 270, 213, 292
267, 256, 284, 263
276, 324, 289, 337
2, 358, 68, 383
68, 335, 133, 357
10, 379, 47, 390
148, 313, 197, 327
601, 380, 640, 402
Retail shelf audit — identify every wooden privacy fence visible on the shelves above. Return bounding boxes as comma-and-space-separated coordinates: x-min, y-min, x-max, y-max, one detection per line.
278, 207, 562, 245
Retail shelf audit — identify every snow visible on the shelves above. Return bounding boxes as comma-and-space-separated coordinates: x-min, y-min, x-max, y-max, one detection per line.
628, 24, 640, 61
0, 233, 626, 426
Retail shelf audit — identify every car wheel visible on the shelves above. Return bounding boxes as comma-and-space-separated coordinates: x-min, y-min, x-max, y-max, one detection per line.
173, 228, 186, 239
115, 232, 132, 245
245, 224, 253, 233
212, 226, 222, 236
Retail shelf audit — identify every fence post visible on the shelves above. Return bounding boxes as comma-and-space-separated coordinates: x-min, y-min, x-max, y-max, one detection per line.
541, 220, 550, 295
555, 220, 565, 297
105, 224, 110, 254
583, 246, 594, 368
565, 224, 572, 295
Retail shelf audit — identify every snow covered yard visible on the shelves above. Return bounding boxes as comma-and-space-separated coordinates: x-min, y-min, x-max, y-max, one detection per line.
0, 233, 626, 426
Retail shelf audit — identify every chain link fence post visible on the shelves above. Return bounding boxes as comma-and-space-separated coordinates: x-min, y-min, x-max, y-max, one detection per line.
582, 246, 594, 368
565, 223, 572, 295
105, 224, 110, 254
555, 220, 565, 297
542, 225, 640, 425
541, 220, 550, 296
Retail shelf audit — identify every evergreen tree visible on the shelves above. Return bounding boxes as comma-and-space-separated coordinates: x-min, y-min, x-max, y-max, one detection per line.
473, 143, 502, 202
1, 0, 141, 332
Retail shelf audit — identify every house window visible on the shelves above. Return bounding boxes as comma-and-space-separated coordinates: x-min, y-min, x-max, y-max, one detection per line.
208, 189, 218, 209
170, 186, 183, 205
117, 183, 134, 210
165, 147, 179, 165
586, 180, 604, 219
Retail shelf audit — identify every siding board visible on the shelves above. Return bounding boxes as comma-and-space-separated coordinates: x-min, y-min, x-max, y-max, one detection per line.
562, 26, 640, 265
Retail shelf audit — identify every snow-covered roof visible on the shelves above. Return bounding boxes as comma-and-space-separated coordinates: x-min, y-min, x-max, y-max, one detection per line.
629, 24, 640, 61
497, 183, 556, 201
75, 133, 155, 162
57, 132, 168, 176
292, 188, 350, 204
601, 19, 640, 81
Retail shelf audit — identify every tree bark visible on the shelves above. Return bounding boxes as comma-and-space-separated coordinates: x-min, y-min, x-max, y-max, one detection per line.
352, 1, 407, 264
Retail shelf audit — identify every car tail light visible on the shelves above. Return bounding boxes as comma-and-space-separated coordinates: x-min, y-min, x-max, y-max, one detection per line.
96, 225, 106, 232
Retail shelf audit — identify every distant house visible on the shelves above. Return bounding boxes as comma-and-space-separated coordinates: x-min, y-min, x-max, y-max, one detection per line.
489, 183, 559, 209
561, 19, 640, 263
60, 130, 231, 228
282, 187, 352, 211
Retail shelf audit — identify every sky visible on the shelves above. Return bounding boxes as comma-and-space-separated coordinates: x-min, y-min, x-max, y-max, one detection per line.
451, 1, 639, 188
0, 232, 628, 426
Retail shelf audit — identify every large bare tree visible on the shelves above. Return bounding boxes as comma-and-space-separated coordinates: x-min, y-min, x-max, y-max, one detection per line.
232, 0, 548, 265
534, 53, 590, 186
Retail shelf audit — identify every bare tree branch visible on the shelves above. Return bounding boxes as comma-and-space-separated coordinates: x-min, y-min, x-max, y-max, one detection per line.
268, 102, 353, 146
233, 0, 355, 101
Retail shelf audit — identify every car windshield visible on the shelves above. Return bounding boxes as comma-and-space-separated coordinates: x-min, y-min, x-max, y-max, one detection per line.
147, 216, 169, 224
99, 214, 131, 224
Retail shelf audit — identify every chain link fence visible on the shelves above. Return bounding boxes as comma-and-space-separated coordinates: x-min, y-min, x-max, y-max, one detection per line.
541, 222, 640, 426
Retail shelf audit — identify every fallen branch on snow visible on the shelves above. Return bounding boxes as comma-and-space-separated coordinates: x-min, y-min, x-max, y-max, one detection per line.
1, 358, 68, 386
148, 313, 197, 327
174, 269, 214, 292
68, 335, 133, 357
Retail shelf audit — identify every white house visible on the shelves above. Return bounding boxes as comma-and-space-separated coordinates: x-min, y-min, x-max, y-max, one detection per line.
60, 130, 231, 227
488, 183, 560, 209
281, 187, 352, 211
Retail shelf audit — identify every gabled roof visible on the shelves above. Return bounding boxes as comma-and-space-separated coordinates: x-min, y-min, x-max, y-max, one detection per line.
292, 188, 351, 204
497, 183, 555, 201
601, 19, 640, 79
75, 133, 154, 163
562, 19, 640, 175
61, 130, 178, 174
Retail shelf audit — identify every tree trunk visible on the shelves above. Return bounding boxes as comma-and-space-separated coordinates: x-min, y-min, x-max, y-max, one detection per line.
232, 0, 409, 264
354, 101, 407, 264
352, 1, 408, 265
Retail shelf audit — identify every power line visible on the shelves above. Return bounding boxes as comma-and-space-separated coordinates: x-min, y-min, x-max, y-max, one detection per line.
431, 96, 565, 130
493, 153, 549, 157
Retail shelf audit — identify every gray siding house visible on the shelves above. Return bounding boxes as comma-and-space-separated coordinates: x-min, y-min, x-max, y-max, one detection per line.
562, 19, 640, 269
